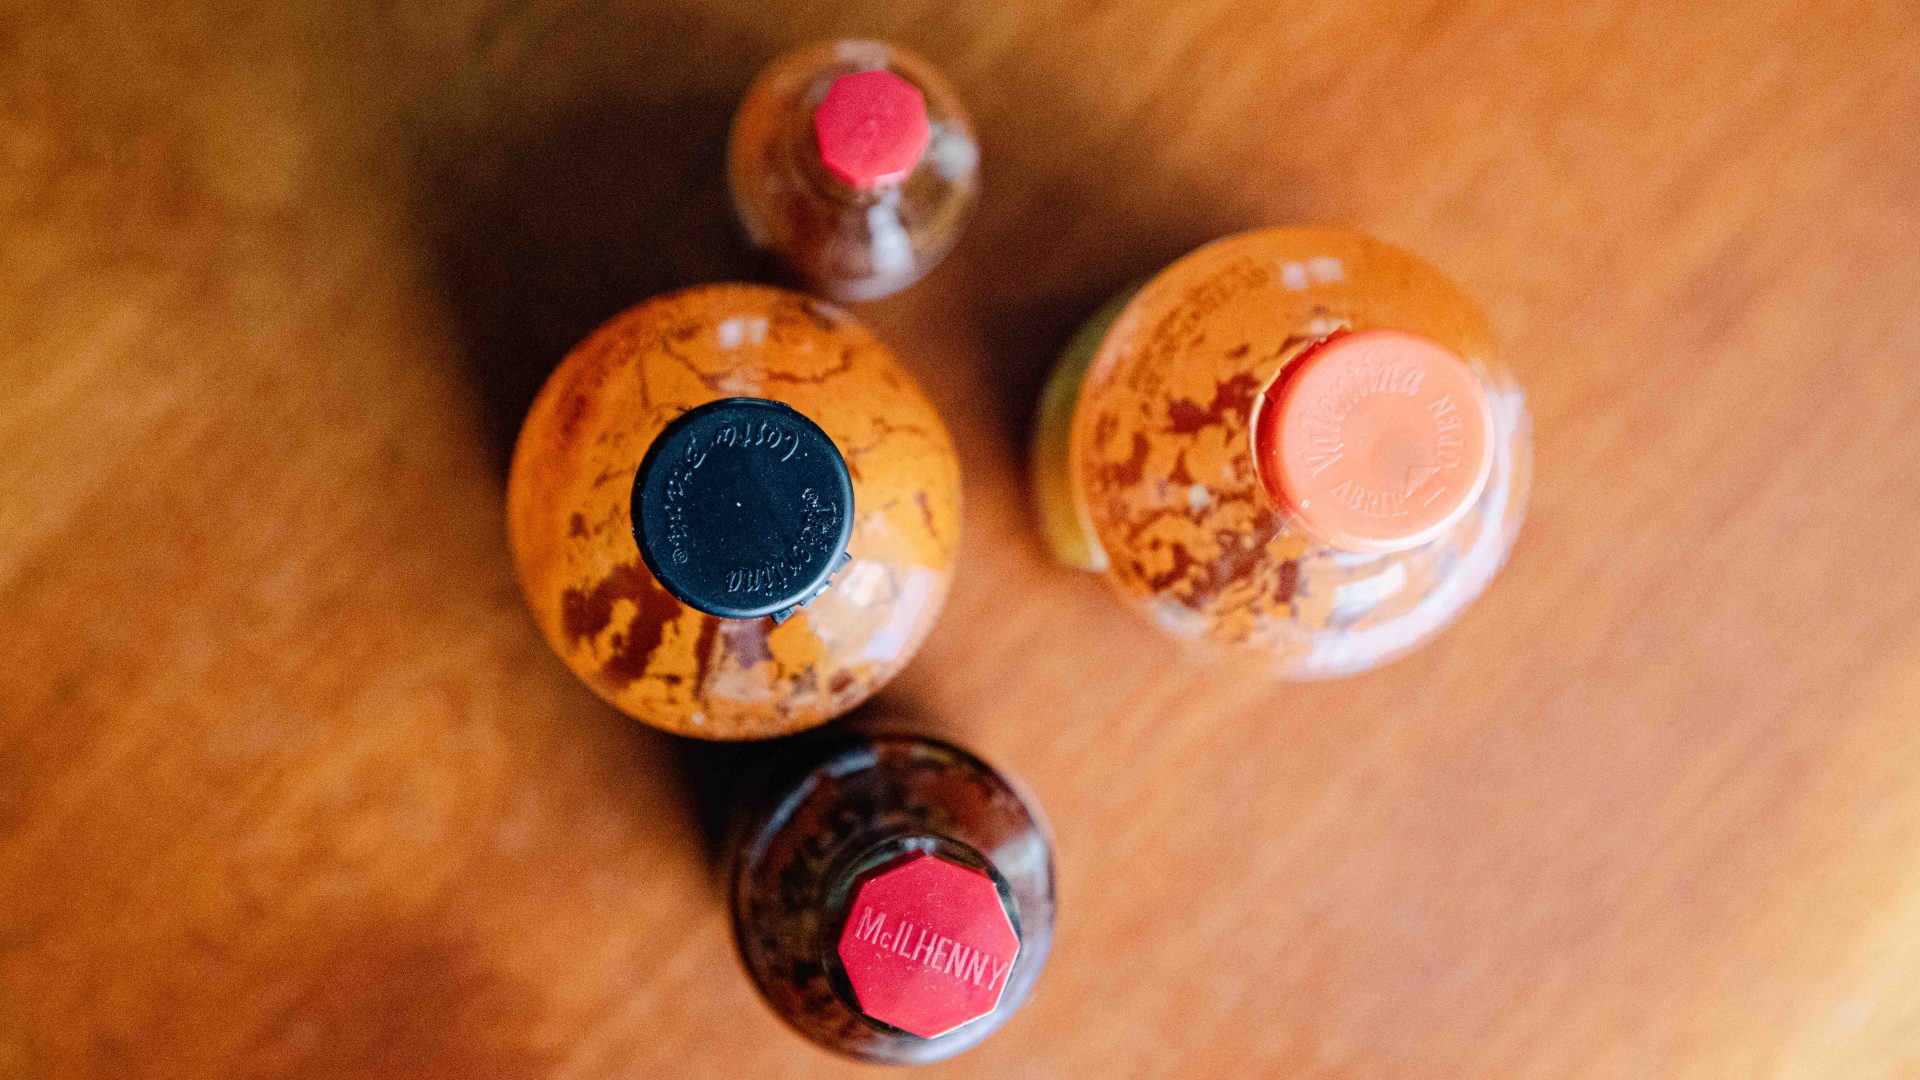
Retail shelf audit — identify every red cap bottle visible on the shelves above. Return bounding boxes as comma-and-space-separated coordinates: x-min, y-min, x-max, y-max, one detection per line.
731, 733, 1054, 1064
729, 40, 979, 303
1030, 227, 1532, 678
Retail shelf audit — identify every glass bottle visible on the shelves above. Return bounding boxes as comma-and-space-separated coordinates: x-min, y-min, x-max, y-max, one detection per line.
1032, 227, 1532, 678
728, 40, 979, 303
507, 284, 961, 739
731, 732, 1054, 1065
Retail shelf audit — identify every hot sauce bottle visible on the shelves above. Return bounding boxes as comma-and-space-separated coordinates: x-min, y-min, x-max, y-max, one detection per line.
731, 732, 1054, 1064
1032, 227, 1532, 678
507, 284, 961, 739
728, 40, 979, 303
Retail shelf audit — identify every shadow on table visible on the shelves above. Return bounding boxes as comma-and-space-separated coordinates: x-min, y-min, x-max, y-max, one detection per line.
936, 52, 1305, 466
668, 694, 960, 885
424, 93, 779, 477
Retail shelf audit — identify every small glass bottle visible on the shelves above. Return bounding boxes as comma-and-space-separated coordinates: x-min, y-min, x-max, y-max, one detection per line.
731, 732, 1054, 1065
1032, 227, 1532, 678
728, 40, 979, 303
507, 284, 961, 739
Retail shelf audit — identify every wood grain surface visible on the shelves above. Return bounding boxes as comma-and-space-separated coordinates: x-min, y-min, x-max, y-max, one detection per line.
5, 1, 1920, 1077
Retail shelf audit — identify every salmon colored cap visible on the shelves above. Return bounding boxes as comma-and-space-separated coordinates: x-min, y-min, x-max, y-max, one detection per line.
836, 853, 1020, 1039
813, 69, 930, 189
1255, 329, 1494, 552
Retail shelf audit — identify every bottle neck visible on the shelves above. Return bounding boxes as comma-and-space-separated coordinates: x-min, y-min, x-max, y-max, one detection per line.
820, 834, 1004, 939
787, 121, 903, 209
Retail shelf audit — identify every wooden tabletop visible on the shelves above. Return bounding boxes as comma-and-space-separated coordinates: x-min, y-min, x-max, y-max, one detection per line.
6, 2, 1920, 1077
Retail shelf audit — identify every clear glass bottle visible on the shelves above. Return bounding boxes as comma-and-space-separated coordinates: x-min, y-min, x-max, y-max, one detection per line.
507, 284, 962, 739
731, 732, 1054, 1065
728, 40, 979, 303
1032, 227, 1532, 678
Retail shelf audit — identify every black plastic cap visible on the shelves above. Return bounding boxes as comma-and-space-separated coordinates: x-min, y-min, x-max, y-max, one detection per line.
631, 398, 855, 620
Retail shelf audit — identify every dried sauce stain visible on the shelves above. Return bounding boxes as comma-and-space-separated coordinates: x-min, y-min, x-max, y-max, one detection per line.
1091, 411, 1119, 451
1143, 525, 1266, 609
559, 563, 651, 645
913, 491, 940, 544
841, 416, 933, 460
1164, 371, 1261, 436
1098, 431, 1152, 490
759, 348, 855, 385
1145, 543, 1200, 593
1163, 398, 1210, 435
1275, 560, 1300, 605
1068, 245, 1312, 631
558, 562, 685, 689
792, 297, 841, 333
608, 608, 691, 688
1167, 451, 1194, 487
550, 387, 591, 453
658, 337, 732, 391
787, 664, 824, 698
688, 618, 722, 691
721, 620, 777, 669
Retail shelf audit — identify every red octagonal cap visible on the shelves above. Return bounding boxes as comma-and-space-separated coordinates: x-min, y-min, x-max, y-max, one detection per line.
812, 69, 930, 189
836, 852, 1021, 1039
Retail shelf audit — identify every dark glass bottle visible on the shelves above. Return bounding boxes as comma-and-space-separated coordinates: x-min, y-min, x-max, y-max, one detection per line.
731, 733, 1055, 1065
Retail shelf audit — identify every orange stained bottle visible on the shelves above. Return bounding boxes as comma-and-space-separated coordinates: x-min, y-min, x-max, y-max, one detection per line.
1032, 227, 1533, 678
729, 40, 979, 303
508, 284, 961, 739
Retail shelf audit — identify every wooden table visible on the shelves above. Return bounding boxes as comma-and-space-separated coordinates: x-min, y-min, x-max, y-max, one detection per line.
5, 2, 1920, 1076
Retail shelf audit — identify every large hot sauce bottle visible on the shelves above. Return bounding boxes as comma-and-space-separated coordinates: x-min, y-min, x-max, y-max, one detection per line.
1033, 227, 1532, 678
508, 284, 961, 739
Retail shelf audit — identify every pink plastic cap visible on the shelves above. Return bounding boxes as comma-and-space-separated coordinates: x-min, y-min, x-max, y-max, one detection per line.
835, 853, 1020, 1039
812, 69, 930, 189
1255, 329, 1495, 552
